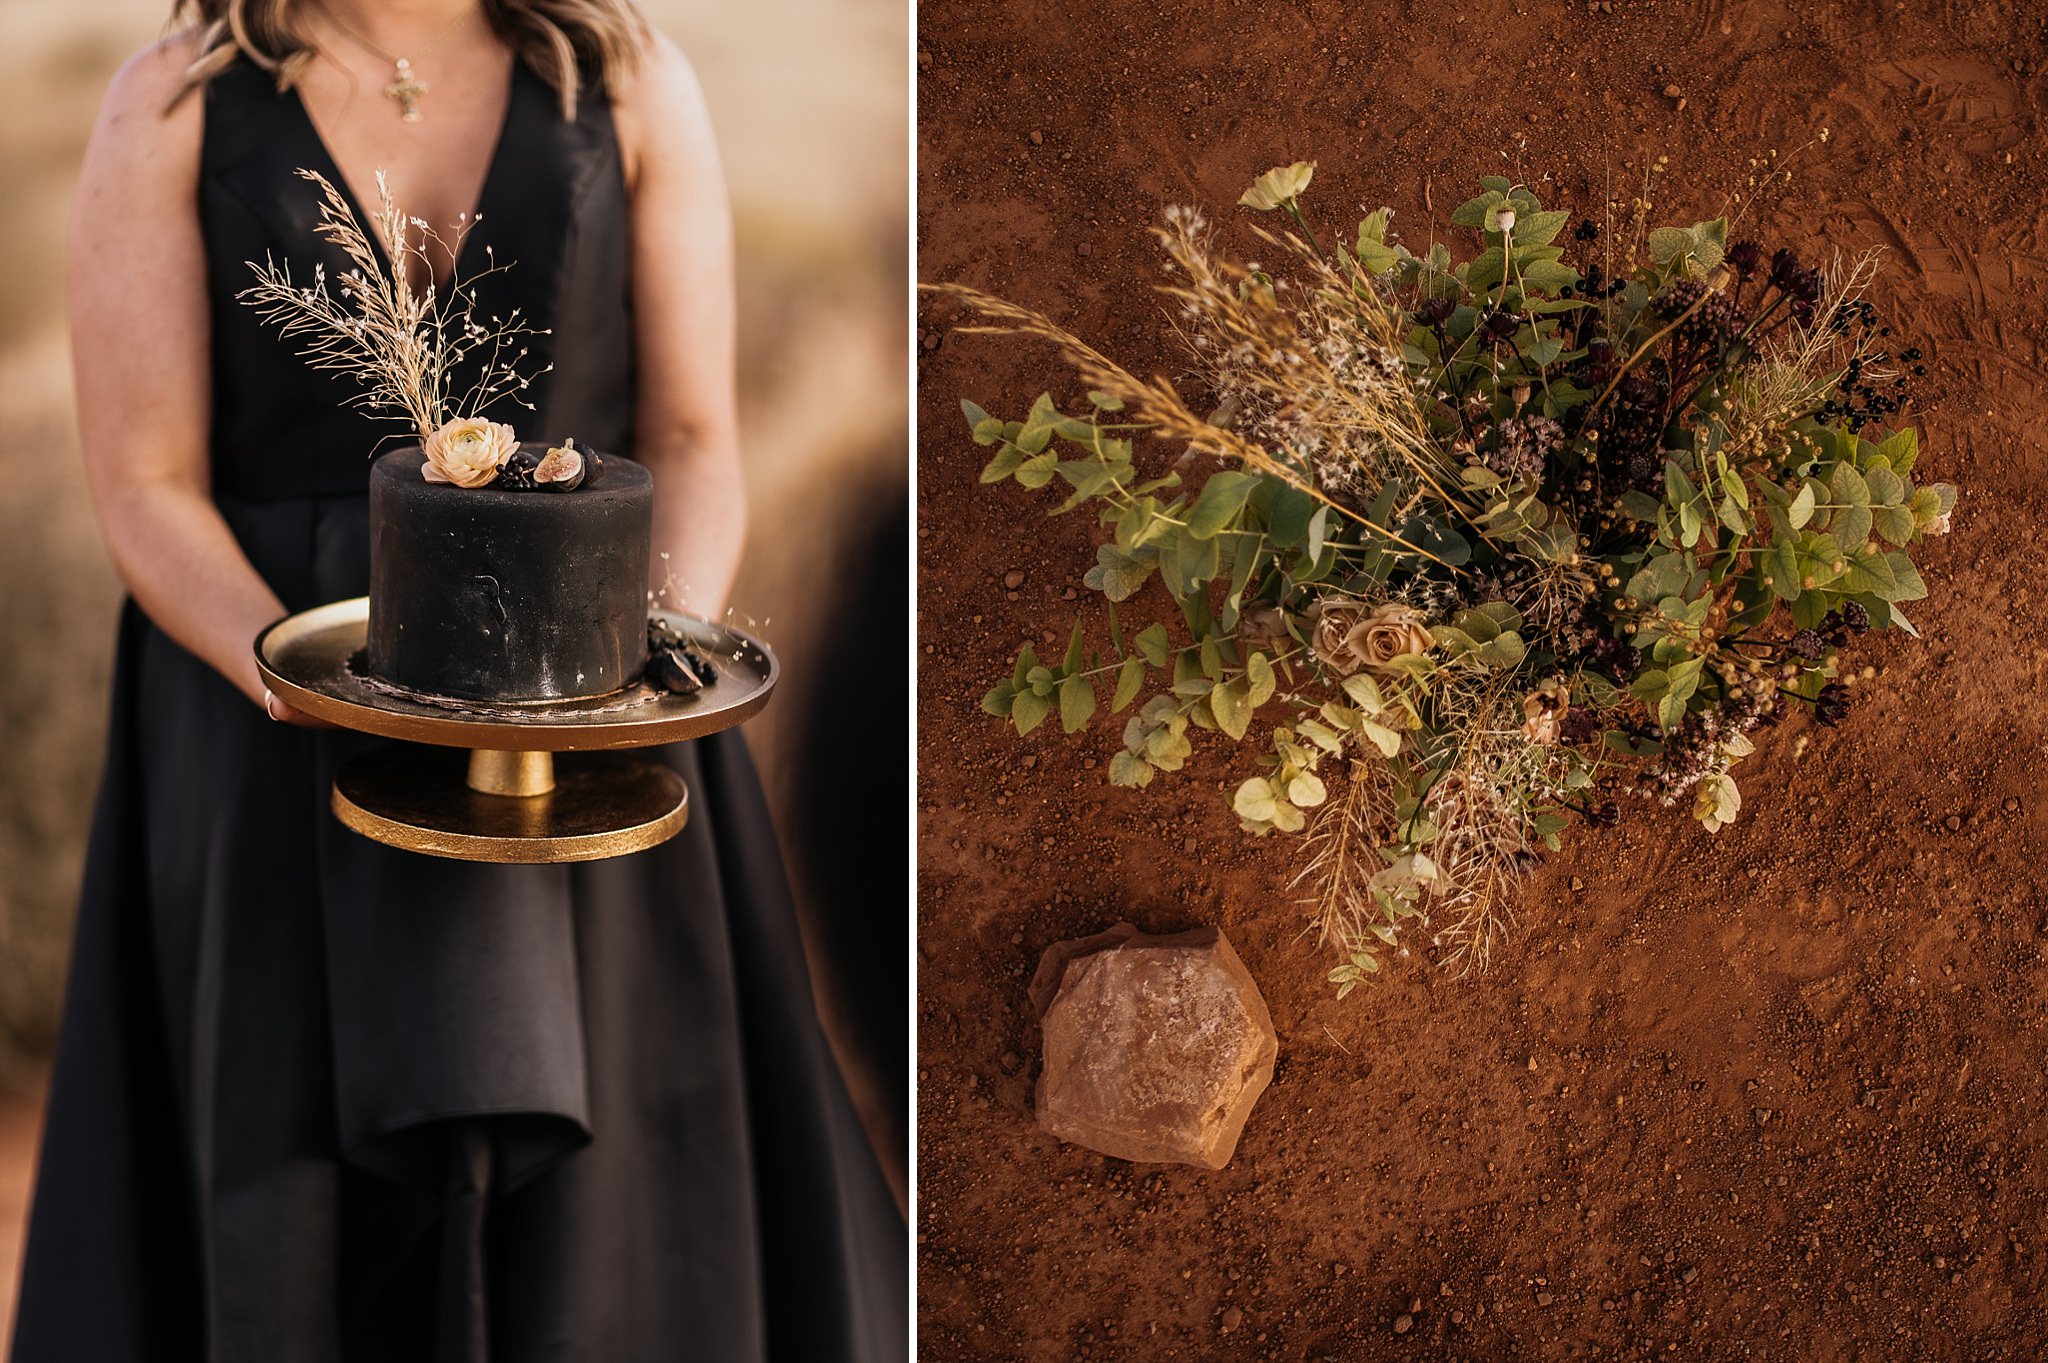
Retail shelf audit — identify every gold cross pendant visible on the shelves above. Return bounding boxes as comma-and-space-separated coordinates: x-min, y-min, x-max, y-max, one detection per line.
386, 57, 427, 123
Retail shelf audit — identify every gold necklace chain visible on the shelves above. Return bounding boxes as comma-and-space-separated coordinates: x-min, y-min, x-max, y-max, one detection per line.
315, 1, 480, 123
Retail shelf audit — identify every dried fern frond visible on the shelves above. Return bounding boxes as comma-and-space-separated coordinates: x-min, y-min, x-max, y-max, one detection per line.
1295, 759, 1398, 955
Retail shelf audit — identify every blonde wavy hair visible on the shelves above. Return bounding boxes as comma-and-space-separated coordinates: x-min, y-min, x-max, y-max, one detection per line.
168, 0, 648, 117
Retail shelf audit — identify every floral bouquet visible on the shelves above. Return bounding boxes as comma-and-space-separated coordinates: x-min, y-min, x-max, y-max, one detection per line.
929, 162, 1954, 989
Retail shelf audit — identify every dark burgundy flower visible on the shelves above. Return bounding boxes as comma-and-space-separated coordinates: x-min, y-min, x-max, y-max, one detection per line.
1480, 306, 1522, 342
1726, 240, 1762, 281
1769, 247, 1801, 289
1413, 296, 1455, 328
1587, 801, 1622, 828
1575, 219, 1600, 242
1813, 681, 1851, 727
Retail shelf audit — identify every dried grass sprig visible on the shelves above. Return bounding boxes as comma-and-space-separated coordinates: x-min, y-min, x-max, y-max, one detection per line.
237, 169, 552, 439
922, 280, 1466, 570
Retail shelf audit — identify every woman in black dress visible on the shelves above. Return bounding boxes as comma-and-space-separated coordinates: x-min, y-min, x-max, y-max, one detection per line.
14, 2, 904, 1359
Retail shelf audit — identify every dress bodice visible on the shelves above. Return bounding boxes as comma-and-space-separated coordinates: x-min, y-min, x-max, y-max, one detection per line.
198, 56, 635, 503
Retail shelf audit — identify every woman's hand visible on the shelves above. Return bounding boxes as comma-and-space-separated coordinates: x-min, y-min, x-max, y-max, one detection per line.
263, 692, 336, 729
613, 33, 747, 620
72, 36, 294, 718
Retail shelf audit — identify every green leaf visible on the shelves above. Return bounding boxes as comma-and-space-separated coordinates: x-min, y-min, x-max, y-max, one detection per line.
961, 398, 992, 432
1618, 490, 1664, 523
1233, 777, 1278, 823
1062, 620, 1086, 673
1083, 543, 1156, 602
1473, 631, 1527, 669
1517, 258, 1578, 294
1086, 390, 1125, 411
1297, 719, 1344, 753
1157, 528, 1222, 594
1107, 750, 1153, 787
1287, 771, 1329, 807
1185, 470, 1262, 539
1245, 652, 1277, 707
1340, 672, 1384, 713
1512, 209, 1570, 247
1884, 552, 1928, 602
1450, 189, 1507, 228
1011, 689, 1050, 735
1265, 483, 1317, 549
1840, 548, 1896, 597
979, 442, 1026, 483
1358, 717, 1403, 758
1058, 673, 1095, 733
1647, 226, 1694, 265
980, 682, 1014, 717
1354, 207, 1406, 273
1111, 657, 1146, 713
1873, 504, 1916, 545
1788, 480, 1817, 530
1015, 392, 1061, 454
1624, 551, 1692, 605
1135, 622, 1171, 668
1015, 452, 1058, 489
1211, 679, 1252, 740
1877, 426, 1918, 473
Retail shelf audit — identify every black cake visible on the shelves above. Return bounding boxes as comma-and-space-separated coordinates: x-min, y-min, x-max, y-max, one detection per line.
367, 445, 653, 701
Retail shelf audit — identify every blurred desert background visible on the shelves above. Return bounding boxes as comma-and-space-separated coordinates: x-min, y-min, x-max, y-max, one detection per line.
0, 0, 906, 1333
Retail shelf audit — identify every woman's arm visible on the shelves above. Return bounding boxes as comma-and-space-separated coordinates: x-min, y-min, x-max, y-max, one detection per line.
72, 39, 319, 723
612, 32, 746, 619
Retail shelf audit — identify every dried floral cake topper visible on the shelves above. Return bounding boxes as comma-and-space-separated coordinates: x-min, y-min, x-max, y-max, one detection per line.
238, 168, 594, 491
929, 158, 1954, 989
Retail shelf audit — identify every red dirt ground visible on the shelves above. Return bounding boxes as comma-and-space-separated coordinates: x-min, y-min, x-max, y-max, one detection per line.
916, 1, 2048, 1357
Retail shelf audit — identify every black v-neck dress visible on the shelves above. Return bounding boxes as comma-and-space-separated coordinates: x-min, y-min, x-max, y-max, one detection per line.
9, 57, 904, 1363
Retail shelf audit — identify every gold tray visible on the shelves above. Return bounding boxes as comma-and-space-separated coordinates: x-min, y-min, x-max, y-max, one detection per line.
255, 597, 777, 863
256, 596, 776, 751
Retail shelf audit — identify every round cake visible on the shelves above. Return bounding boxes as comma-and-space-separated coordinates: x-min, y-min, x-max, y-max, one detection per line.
367, 444, 653, 701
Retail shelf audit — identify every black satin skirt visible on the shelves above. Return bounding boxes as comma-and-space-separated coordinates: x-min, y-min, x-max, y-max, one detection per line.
9, 492, 904, 1363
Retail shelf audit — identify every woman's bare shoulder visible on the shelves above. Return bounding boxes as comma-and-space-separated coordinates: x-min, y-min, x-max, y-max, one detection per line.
609, 27, 716, 188
90, 29, 208, 172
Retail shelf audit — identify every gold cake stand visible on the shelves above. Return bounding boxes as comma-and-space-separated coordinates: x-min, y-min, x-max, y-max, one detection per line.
255, 597, 776, 863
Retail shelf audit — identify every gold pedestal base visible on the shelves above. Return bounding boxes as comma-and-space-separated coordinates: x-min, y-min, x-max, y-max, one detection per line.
256, 597, 774, 863
333, 745, 689, 863
467, 748, 557, 797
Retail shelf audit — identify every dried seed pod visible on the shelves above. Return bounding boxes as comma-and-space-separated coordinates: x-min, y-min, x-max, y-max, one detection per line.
534, 441, 586, 491
647, 644, 709, 696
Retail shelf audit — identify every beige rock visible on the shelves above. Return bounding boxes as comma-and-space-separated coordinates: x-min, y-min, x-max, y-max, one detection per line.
1028, 923, 1277, 1169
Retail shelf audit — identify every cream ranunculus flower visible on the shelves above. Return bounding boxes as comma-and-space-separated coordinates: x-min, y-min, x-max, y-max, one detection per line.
1238, 161, 1315, 212
1521, 677, 1569, 746
421, 416, 520, 488
1349, 603, 1433, 673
